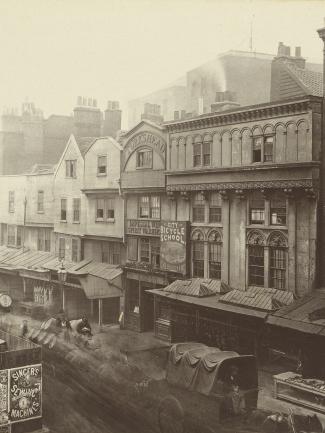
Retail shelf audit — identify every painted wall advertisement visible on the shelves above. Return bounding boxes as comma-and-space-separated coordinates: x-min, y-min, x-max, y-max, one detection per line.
9, 365, 42, 423
160, 221, 189, 275
0, 364, 42, 431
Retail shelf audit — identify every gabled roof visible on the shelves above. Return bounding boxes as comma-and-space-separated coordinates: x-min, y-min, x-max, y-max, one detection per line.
163, 278, 230, 297
122, 119, 165, 140
25, 163, 56, 175
284, 61, 323, 97
75, 137, 97, 157
83, 136, 122, 155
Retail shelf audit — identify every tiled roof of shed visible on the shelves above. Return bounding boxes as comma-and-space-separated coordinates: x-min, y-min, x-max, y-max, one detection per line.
285, 61, 323, 96
163, 278, 230, 297
219, 286, 294, 312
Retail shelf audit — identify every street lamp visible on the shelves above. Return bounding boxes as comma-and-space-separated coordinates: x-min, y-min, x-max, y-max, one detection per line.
57, 260, 67, 312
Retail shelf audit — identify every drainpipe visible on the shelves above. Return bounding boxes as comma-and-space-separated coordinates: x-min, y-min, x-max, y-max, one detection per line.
317, 21, 325, 286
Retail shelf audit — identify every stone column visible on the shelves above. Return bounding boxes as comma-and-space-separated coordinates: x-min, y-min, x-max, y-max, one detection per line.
287, 191, 296, 293
221, 191, 230, 284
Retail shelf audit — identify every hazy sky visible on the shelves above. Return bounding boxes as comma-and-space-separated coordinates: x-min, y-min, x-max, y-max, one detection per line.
0, 0, 325, 124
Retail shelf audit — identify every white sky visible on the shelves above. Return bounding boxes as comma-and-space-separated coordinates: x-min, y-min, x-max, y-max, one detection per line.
0, 0, 325, 125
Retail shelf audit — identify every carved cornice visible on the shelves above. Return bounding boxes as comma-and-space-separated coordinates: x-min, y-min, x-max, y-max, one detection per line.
167, 179, 317, 193
164, 97, 321, 134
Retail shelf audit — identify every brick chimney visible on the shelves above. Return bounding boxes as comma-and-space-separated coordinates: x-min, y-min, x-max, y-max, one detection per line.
141, 103, 164, 124
274, 42, 306, 68
211, 91, 240, 113
103, 100, 122, 138
73, 96, 102, 138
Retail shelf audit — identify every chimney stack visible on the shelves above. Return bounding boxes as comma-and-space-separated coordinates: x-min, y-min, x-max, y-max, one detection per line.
141, 103, 164, 124
174, 111, 180, 121
211, 91, 240, 113
103, 100, 122, 138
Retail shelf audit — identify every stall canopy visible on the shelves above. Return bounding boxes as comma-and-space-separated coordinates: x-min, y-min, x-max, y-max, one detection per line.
266, 290, 325, 336
167, 342, 257, 396
0, 246, 123, 299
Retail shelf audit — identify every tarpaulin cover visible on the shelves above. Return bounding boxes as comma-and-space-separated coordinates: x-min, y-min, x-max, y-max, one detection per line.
166, 343, 256, 396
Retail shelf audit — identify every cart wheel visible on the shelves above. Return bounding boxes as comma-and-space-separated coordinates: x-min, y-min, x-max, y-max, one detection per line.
158, 396, 185, 433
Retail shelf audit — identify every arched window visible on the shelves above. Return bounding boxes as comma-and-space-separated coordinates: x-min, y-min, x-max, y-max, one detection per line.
247, 231, 265, 287
203, 134, 212, 166
191, 230, 204, 277
269, 233, 288, 290
208, 231, 222, 279
193, 136, 202, 167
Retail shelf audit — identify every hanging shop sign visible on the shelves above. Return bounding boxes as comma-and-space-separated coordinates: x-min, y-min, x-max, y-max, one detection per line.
10, 365, 42, 423
126, 219, 161, 237
160, 221, 189, 275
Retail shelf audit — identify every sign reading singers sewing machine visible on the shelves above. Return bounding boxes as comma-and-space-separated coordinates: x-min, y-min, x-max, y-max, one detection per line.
160, 221, 189, 275
9, 365, 42, 423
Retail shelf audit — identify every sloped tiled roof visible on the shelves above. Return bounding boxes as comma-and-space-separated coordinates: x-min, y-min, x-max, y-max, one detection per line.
163, 278, 230, 297
26, 164, 56, 175
285, 61, 323, 97
219, 287, 294, 312
75, 137, 96, 157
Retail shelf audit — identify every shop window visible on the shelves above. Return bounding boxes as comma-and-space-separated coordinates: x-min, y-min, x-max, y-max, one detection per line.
8, 191, 14, 213
271, 197, 287, 225
192, 241, 204, 277
60, 199, 67, 221
71, 238, 79, 262
270, 247, 286, 290
58, 237, 65, 260
97, 155, 107, 175
136, 149, 152, 168
203, 141, 211, 166
138, 196, 160, 219
193, 142, 201, 167
208, 233, 222, 279
248, 245, 264, 286
102, 242, 121, 265
140, 238, 150, 263
209, 193, 222, 223
65, 160, 77, 178
249, 192, 265, 225
37, 191, 44, 213
192, 193, 205, 223
73, 198, 80, 223
127, 237, 138, 261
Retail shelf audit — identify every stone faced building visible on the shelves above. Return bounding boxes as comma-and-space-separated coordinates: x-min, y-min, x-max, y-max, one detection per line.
165, 96, 321, 297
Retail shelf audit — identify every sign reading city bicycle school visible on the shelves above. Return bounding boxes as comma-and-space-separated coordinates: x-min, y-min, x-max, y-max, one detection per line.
160, 221, 189, 275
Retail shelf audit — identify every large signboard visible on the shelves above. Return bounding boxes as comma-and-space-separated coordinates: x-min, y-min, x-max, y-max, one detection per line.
160, 221, 189, 275
126, 219, 160, 237
9, 365, 42, 423
123, 132, 166, 168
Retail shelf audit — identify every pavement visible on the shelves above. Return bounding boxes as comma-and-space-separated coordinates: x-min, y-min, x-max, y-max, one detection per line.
2, 310, 325, 426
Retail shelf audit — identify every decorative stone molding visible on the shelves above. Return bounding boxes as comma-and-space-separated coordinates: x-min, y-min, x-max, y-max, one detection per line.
180, 191, 190, 200
191, 228, 205, 241
191, 227, 223, 242
167, 179, 316, 193
207, 229, 222, 243
234, 189, 246, 200
166, 191, 176, 201
268, 231, 288, 247
247, 230, 266, 246
247, 229, 288, 247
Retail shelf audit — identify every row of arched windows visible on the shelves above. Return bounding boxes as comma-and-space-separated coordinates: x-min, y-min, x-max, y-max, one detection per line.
169, 119, 310, 170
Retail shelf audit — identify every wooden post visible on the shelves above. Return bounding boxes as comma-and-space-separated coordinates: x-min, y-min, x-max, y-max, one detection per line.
98, 298, 103, 327
62, 285, 65, 311
23, 278, 27, 300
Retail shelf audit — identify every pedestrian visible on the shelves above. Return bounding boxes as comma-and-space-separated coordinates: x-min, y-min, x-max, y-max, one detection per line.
20, 320, 28, 339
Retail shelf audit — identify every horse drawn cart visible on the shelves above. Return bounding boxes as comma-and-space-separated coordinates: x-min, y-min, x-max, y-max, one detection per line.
155, 343, 324, 433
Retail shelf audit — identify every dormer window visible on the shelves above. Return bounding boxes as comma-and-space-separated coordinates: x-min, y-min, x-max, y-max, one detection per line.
136, 149, 152, 169
97, 155, 107, 175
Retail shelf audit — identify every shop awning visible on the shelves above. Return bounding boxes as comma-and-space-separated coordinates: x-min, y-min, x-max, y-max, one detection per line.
149, 288, 268, 319
266, 291, 325, 335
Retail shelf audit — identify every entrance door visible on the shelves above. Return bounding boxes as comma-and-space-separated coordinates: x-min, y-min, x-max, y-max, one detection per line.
142, 291, 154, 331
102, 297, 120, 324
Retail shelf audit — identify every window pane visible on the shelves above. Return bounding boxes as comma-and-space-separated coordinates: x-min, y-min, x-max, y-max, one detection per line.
96, 199, 104, 219
150, 196, 160, 219
248, 245, 264, 286
193, 143, 201, 167
106, 198, 115, 219
72, 239, 79, 262
59, 238, 65, 259
203, 142, 211, 166
193, 242, 204, 277
127, 237, 138, 261
250, 193, 265, 224
151, 238, 160, 268
73, 198, 80, 222
44, 230, 51, 252
270, 247, 286, 290
271, 197, 286, 225
193, 206, 205, 223
209, 243, 222, 279
140, 238, 150, 262
264, 136, 274, 162
97, 156, 107, 174
137, 150, 152, 168
139, 196, 150, 218
61, 199, 67, 221
253, 137, 262, 162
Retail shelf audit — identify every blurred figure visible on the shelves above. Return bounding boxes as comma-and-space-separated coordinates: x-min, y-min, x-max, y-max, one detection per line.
20, 320, 28, 338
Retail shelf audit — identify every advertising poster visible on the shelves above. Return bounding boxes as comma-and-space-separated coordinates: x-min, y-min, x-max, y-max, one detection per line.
160, 221, 189, 275
0, 370, 8, 426
10, 365, 42, 423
